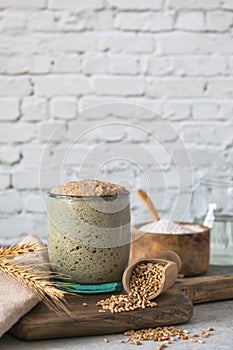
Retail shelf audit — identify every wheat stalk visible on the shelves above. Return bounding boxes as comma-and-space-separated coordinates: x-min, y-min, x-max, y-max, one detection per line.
0, 243, 74, 318
0, 243, 46, 260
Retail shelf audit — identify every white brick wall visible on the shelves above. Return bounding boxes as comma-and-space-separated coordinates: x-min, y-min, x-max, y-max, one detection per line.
0, 1, 232, 244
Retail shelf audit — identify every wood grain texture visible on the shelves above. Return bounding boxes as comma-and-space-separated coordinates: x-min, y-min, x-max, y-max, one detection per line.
175, 275, 233, 304
10, 275, 233, 341
10, 291, 192, 340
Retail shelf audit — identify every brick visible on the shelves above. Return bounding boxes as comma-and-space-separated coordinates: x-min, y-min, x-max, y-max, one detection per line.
0, 98, 19, 121
207, 79, 233, 98
186, 145, 217, 167
64, 145, 94, 165
29, 55, 51, 74
13, 170, 61, 190
80, 98, 161, 120
83, 53, 140, 75
23, 193, 45, 213
226, 149, 233, 166
38, 121, 67, 142
1, 12, 27, 31
83, 53, 108, 74
192, 102, 220, 119
31, 213, 47, 241
21, 144, 69, 170
43, 144, 81, 169
125, 121, 159, 147
143, 120, 180, 142
0, 146, 20, 164
79, 96, 163, 120
176, 11, 205, 31
33, 75, 92, 96
48, 0, 104, 10
169, 56, 227, 76
40, 169, 63, 189
144, 168, 172, 190
0, 55, 28, 74
0, 54, 50, 74
0, 34, 42, 54
0, 77, 31, 96
99, 123, 126, 142
94, 77, 144, 96
157, 33, 233, 54
167, 0, 221, 9
165, 168, 193, 189
79, 96, 116, 111
43, 33, 97, 52
0, 174, 10, 189
108, 55, 139, 75
115, 12, 174, 32
181, 123, 232, 145
146, 78, 205, 98
147, 57, 174, 76
59, 13, 85, 32
108, 0, 163, 10
27, 11, 61, 32
0, 191, 22, 213
127, 99, 163, 119
144, 144, 173, 168
72, 143, 161, 168
222, 0, 233, 9
68, 120, 102, 143
0, 214, 35, 244
78, 96, 128, 116
220, 102, 233, 121
0, 0, 46, 9
163, 102, 191, 120
228, 57, 233, 74
50, 97, 77, 119
86, 12, 113, 31
21, 145, 46, 168
0, 123, 35, 143
51, 54, 82, 73
99, 33, 154, 53
206, 11, 233, 31
21, 97, 47, 121
62, 11, 113, 31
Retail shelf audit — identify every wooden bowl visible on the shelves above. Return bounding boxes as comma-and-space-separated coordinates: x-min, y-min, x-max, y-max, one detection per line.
130, 222, 210, 276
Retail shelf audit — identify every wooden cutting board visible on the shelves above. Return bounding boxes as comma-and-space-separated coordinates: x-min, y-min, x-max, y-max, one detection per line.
10, 275, 233, 341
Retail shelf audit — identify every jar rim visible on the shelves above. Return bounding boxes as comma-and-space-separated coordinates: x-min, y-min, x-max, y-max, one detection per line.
200, 174, 233, 187
47, 190, 130, 199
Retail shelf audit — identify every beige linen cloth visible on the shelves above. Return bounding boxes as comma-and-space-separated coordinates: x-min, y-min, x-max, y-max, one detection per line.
0, 234, 48, 337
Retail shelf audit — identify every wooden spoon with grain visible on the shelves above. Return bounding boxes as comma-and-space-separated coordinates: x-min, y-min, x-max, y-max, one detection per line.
123, 251, 182, 300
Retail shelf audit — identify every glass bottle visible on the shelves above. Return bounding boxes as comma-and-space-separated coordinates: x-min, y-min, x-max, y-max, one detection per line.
191, 174, 233, 265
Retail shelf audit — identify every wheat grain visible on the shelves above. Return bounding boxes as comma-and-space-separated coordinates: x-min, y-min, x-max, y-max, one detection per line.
96, 262, 165, 313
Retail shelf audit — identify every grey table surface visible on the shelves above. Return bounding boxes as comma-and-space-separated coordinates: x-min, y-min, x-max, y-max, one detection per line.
1, 266, 233, 350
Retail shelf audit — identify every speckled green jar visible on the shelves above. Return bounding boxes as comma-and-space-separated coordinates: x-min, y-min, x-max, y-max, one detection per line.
47, 192, 131, 287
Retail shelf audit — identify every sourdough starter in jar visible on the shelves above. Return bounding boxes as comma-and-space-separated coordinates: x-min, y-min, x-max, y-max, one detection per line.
47, 180, 131, 284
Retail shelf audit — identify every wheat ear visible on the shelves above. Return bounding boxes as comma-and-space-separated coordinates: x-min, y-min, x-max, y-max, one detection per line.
0, 243, 74, 318
0, 259, 73, 317
0, 243, 46, 260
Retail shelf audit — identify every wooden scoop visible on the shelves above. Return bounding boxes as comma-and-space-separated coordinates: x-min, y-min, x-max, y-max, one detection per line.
136, 189, 160, 221
123, 251, 182, 300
